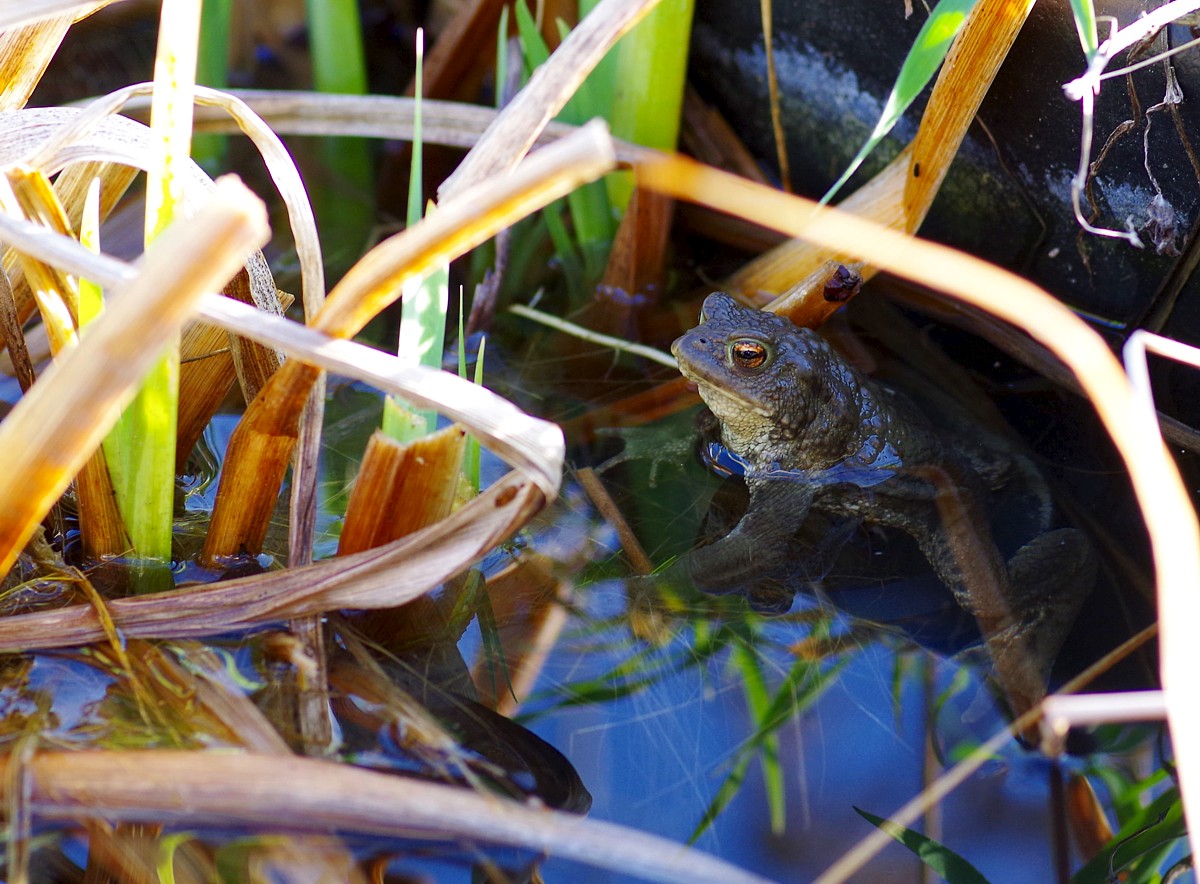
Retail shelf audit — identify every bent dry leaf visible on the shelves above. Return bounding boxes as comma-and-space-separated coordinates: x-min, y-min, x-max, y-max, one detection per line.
821, 0, 978, 205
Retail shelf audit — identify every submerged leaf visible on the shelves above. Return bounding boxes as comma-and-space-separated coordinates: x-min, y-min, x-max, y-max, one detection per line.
854, 807, 990, 884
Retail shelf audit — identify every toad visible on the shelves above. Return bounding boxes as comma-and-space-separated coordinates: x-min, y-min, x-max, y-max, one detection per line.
670, 292, 1095, 715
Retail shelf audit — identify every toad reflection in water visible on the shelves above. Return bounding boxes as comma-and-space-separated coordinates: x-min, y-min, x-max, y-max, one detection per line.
667, 292, 1096, 717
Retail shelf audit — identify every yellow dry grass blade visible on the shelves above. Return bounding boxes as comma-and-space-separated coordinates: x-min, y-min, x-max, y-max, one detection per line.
18, 750, 769, 884
726, 0, 1036, 327
0, 9, 81, 112
0, 2, 114, 32
0, 176, 269, 577
0, 167, 130, 557
636, 151, 1200, 878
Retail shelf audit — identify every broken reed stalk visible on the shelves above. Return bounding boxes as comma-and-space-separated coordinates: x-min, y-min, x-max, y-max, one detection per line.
201, 120, 616, 564
17, 750, 771, 884
337, 425, 467, 556
0, 176, 269, 578
634, 152, 1200, 877
726, 0, 1036, 326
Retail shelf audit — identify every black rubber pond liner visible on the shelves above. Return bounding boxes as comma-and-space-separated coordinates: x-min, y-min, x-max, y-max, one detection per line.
689, 0, 1200, 330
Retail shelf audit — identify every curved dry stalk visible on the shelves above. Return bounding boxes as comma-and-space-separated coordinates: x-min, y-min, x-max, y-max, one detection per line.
636, 152, 1200, 878
165, 90, 657, 164
0, 471, 543, 650
16, 86, 323, 318
0, 176, 269, 577
21, 750, 770, 884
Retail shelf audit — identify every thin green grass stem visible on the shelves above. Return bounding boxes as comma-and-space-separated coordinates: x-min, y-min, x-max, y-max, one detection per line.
387, 29, 448, 444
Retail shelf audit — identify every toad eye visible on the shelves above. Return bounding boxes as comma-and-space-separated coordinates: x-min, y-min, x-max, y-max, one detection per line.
729, 338, 770, 370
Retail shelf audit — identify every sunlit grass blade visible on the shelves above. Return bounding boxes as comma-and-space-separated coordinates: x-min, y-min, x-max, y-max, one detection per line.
853, 807, 990, 884
1069, 0, 1099, 59
77, 177, 103, 327
821, 0, 979, 205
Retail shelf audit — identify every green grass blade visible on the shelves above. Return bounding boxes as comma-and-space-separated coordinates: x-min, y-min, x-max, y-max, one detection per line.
305, 0, 367, 94
731, 638, 785, 834
604, 0, 694, 211
495, 4, 510, 109
691, 646, 844, 840
110, 0, 202, 581
1068, 0, 1098, 60
821, 0, 979, 204
1071, 785, 1186, 884
854, 806, 991, 884
406, 28, 425, 230
304, 0, 373, 273
194, 0, 232, 169
463, 334, 485, 493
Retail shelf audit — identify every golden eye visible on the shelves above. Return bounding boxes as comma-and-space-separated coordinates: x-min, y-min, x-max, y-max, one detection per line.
729, 339, 769, 370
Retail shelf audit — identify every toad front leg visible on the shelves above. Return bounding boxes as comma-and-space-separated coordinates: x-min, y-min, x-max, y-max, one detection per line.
679, 478, 818, 612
